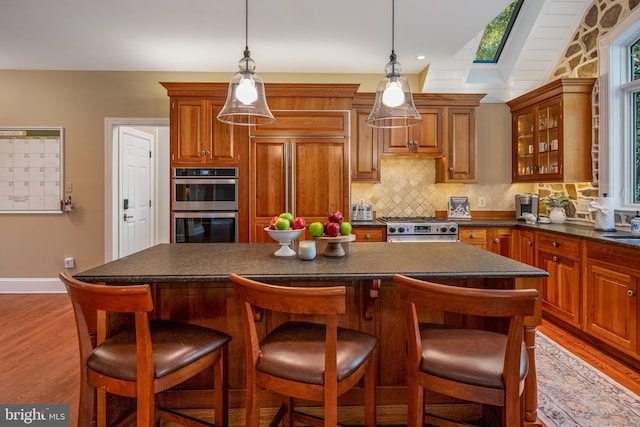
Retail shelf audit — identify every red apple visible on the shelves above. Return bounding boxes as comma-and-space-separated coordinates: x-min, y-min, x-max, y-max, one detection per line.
326, 222, 340, 237
329, 210, 344, 223
291, 217, 306, 230
269, 215, 280, 230
324, 221, 330, 234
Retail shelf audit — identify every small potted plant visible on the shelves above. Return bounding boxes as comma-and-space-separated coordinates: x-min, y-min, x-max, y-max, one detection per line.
542, 192, 569, 224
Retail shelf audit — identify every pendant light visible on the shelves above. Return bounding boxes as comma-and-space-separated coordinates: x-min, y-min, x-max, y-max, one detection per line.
366, 0, 422, 128
217, 0, 275, 126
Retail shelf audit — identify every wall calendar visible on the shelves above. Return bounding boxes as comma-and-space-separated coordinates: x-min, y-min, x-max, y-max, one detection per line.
0, 128, 64, 213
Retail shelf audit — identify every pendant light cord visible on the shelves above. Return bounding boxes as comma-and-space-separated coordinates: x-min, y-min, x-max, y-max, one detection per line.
390, 0, 396, 66
244, 0, 249, 51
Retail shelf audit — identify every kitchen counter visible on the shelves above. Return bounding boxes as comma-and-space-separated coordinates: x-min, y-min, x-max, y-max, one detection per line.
457, 218, 640, 249
75, 241, 547, 283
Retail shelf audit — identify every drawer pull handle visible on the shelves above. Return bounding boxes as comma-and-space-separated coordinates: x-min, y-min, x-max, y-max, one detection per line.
629, 290, 636, 297
552, 256, 559, 262
494, 238, 500, 243
528, 241, 533, 246
470, 233, 476, 238
552, 241, 559, 247
365, 233, 371, 239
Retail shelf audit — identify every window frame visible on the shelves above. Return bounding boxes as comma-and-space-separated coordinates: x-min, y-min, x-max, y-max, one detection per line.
599, 5, 640, 211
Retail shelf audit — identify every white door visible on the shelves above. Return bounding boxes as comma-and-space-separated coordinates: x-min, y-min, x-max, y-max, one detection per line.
119, 126, 153, 257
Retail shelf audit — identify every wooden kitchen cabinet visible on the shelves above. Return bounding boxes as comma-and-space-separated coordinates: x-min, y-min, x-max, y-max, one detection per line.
489, 227, 513, 258
351, 95, 382, 182
381, 107, 444, 157
435, 107, 477, 183
352, 225, 386, 242
162, 83, 243, 166
459, 226, 513, 256
516, 228, 535, 266
585, 241, 639, 356
536, 231, 582, 328
507, 78, 595, 183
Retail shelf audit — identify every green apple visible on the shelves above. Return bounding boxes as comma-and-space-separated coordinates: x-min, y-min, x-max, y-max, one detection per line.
309, 221, 324, 237
340, 221, 352, 235
275, 217, 290, 230
279, 212, 294, 223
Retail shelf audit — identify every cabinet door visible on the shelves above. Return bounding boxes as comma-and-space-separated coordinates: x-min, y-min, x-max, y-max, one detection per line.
293, 138, 349, 226
382, 108, 444, 156
436, 107, 476, 183
171, 99, 239, 165
490, 228, 512, 258
513, 109, 535, 181
351, 109, 381, 182
249, 139, 287, 242
171, 99, 210, 165
534, 98, 561, 180
538, 251, 581, 327
516, 229, 535, 266
585, 262, 638, 353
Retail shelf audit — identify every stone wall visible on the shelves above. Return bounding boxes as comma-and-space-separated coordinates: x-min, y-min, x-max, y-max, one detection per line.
536, 0, 640, 227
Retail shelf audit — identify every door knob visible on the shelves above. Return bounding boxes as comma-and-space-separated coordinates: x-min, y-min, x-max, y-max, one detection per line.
123, 213, 134, 222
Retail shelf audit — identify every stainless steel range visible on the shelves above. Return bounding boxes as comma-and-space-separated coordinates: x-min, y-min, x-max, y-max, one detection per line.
377, 216, 459, 242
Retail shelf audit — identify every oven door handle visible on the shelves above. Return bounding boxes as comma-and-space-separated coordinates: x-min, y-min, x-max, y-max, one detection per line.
172, 178, 237, 185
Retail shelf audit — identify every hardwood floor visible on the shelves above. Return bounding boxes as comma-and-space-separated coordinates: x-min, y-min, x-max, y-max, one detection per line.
1, 293, 639, 427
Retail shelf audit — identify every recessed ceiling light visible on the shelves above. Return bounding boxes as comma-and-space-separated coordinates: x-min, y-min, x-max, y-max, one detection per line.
416, 55, 426, 60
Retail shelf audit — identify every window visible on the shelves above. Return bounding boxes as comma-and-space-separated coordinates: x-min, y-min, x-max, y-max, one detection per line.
600, 6, 640, 210
474, 0, 524, 63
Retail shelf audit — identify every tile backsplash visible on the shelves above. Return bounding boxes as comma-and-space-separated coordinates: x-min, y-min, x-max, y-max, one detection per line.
351, 158, 533, 217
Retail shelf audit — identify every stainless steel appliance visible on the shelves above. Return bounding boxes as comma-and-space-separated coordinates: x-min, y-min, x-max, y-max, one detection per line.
377, 216, 458, 242
515, 193, 539, 219
172, 167, 238, 211
352, 202, 373, 221
172, 167, 239, 243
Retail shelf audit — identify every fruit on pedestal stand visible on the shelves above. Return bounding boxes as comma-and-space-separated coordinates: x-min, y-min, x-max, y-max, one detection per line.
326, 222, 340, 237
279, 212, 294, 223
340, 221, 352, 235
309, 222, 324, 237
329, 210, 344, 224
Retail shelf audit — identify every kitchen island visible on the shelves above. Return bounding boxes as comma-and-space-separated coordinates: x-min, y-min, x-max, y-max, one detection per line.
75, 242, 547, 426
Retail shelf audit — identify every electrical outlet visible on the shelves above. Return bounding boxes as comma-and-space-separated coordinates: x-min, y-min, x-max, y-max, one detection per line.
478, 197, 486, 208
577, 198, 590, 213
64, 257, 75, 269
65, 182, 73, 193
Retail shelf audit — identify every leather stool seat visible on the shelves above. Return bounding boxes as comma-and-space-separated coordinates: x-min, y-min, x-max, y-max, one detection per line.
257, 321, 377, 385
419, 324, 528, 389
89, 319, 231, 381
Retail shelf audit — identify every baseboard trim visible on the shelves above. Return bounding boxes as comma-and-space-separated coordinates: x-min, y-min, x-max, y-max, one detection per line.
0, 278, 65, 293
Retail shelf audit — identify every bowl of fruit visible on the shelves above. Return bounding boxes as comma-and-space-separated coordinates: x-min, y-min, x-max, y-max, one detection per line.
265, 212, 306, 257
308, 210, 355, 257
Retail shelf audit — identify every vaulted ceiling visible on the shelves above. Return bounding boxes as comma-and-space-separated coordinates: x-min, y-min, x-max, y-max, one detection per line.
0, 0, 592, 102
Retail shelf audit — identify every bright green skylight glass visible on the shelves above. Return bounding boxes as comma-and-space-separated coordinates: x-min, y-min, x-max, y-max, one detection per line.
474, 0, 524, 63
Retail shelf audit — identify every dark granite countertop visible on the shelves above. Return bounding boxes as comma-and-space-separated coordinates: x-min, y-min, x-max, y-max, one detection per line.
351, 220, 386, 227
457, 219, 640, 249
74, 242, 547, 284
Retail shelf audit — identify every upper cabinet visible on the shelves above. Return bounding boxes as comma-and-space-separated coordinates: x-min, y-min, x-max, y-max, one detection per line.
507, 78, 595, 183
161, 83, 244, 167
350, 93, 484, 183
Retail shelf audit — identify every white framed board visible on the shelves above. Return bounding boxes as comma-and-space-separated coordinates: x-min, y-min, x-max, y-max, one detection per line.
0, 127, 64, 213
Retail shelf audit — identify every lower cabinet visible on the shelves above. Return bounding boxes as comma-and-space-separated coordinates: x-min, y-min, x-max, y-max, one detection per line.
459, 226, 513, 257
585, 241, 639, 356
536, 232, 582, 328
459, 227, 488, 250
515, 229, 535, 266
352, 225, 386, 242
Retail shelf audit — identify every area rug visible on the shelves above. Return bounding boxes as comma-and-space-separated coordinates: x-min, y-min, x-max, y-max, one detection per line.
536, 332, 640, 426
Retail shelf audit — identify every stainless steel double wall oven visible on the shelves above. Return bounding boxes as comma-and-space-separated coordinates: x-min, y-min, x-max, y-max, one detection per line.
171, 167, 239, 243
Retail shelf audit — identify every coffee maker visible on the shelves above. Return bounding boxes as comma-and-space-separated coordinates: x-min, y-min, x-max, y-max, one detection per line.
515, 193, 539, 219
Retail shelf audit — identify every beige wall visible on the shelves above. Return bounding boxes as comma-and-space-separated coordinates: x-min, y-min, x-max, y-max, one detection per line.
0, 70, 408, 279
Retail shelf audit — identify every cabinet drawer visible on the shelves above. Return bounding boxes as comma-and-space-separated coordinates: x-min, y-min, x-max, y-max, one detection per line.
459, 228, 488, 243
536, 232, 580, 258
353, 227, 386, 242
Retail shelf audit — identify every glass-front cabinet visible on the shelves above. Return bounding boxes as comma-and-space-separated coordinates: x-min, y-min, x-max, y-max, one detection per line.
508, 78, 595, 183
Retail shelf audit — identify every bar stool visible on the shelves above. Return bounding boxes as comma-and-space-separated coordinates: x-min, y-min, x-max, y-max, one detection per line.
229, 273, 377, 427
393, 274, 537, 427
60, 272, 231, 427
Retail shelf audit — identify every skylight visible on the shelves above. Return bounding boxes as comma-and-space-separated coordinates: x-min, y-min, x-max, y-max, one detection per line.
474, 0, 524, 63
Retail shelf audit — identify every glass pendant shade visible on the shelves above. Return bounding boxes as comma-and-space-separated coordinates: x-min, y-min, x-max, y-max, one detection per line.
217, 49, 275, 126
366, 53, 422, 128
